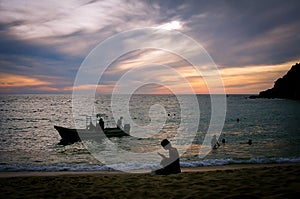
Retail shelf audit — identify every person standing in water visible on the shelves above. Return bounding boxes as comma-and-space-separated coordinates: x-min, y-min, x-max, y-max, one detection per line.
116, 116, 123, 129
99, 118, 104, 131
211, 135, 220, 149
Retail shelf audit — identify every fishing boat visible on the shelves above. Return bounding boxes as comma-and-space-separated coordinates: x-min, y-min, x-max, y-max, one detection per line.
54, 114, 130, 145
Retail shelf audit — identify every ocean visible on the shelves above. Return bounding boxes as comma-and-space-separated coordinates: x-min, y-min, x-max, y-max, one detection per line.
0, 94, 299, 172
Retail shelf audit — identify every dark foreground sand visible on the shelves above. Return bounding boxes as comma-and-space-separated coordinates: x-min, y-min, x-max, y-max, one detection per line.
0, 164, 299, 199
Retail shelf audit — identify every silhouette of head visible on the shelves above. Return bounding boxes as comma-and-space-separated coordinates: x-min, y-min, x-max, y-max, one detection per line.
248, 139, 252, 145
161, 139, 170, 149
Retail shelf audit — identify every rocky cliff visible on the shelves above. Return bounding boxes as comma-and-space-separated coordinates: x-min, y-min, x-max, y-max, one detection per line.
250, 63, 300, 100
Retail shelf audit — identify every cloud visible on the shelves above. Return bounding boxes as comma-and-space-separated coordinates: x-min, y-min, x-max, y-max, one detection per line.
1, 0, 300, 94
0, 0, 163, 56
0, 72, 51, 94
99, 48, 299, 94
2, 0, 300, 61
181, 0, 300, 66
0, 73, 50, 87
93, 48, 218, 94
219, 60, 299, 93
0, 53, 78, 83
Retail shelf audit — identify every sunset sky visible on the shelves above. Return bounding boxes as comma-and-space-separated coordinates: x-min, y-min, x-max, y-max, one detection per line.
0, 0, 299, 94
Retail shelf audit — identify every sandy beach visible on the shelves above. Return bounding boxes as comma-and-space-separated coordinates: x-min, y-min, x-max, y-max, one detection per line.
0, 163, 299, 199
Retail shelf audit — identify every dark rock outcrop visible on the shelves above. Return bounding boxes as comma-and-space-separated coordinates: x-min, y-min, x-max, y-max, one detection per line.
250, 63, 300, 100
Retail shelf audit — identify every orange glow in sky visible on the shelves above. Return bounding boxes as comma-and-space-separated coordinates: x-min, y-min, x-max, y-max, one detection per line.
0, 60, 297, 94
0, 73, 50, 88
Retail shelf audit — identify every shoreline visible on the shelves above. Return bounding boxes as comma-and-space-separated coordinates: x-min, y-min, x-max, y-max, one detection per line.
0, 162, 298, 178
0, 163, 299, 198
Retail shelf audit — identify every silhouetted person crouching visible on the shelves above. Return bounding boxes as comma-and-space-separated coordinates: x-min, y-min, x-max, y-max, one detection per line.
152, 139, 181, 175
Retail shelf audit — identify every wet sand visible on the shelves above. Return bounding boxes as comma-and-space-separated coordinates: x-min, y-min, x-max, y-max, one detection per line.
0, 163, 299, 198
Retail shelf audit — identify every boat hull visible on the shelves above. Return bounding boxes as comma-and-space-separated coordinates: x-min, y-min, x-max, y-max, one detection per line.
54, 125, 129, 145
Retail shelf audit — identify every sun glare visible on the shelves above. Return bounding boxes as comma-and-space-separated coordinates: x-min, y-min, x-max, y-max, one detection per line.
158, 21, 182, 30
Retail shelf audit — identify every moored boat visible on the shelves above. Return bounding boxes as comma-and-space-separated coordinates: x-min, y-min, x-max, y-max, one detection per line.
54, 114, 130, 145
54, 125, 130, 145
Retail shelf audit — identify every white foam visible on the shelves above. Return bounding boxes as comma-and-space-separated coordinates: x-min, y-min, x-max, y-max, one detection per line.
1, 156, 299, 172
